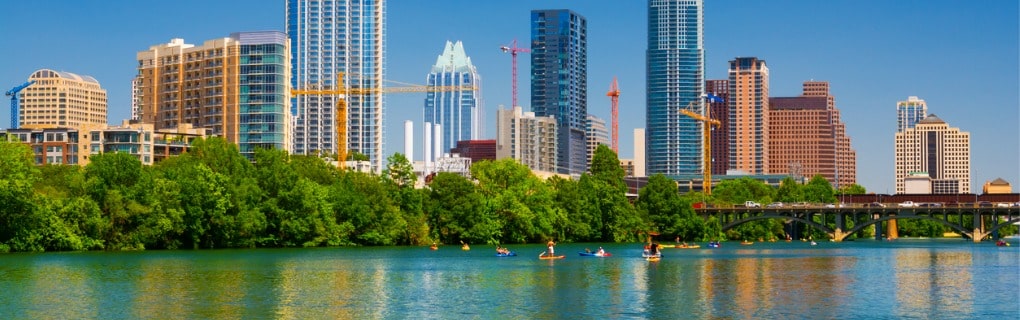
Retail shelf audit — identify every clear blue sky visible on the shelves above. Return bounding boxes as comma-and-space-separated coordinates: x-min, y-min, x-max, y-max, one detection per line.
1, 0, 1016, 194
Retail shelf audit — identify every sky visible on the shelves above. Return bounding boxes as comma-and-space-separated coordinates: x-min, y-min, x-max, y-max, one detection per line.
1, 0, 1017, 194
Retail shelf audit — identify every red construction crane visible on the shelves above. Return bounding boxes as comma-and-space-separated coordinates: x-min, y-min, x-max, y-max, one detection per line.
606, 77, 620, 153
500, 39, 530, 108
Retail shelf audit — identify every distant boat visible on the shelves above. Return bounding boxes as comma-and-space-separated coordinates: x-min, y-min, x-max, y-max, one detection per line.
539, 254, 565, 260
810, 241, 818, 246
496, 252, 517, 257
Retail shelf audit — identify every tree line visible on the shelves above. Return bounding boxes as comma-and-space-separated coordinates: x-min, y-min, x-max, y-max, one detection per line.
2, 138, 988, 253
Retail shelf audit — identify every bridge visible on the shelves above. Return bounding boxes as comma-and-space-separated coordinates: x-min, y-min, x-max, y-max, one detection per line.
696, 205, 1020, 242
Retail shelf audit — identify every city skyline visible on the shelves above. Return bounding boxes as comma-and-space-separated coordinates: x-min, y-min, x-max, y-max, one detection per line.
0, 0, 1016, 193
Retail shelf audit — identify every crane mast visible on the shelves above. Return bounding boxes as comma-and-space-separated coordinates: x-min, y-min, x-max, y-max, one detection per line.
606, 77, 620, 153
499, 39, 530, 108
679, 96, 721, 195
6, 81, 35, 129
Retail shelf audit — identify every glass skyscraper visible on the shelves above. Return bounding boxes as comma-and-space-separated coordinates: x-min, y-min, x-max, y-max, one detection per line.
235, 31, 292, 159
424, 41, 481, 153
287, 0, 385, 170
531, 9, 588, 175
646, 0, 704, 176
896, 96, 927, 133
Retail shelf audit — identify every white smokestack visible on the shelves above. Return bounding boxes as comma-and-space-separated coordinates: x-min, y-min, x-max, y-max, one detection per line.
424, 122, 432, 173
404, 120, 413, 161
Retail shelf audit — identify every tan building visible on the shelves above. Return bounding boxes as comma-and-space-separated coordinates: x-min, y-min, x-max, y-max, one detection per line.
619, 158, 636, 177
895, 114, 970, 194
768, 81, 856, 187
728, 57, 769, 174
633, 128, 645, 177
18, 69, 107, 130
586, 114, 609, 167
136, 32, 291, 159
0, 127, 90, 165
88, 120, 206, 165
496, 106, 557, 173
982, 178, 1011, 194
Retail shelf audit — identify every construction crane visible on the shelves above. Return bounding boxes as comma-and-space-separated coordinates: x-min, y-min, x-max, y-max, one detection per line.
678, 94, 723, 195
6, 81, 35, 129
606, 77, 620, 153
290, 72, 476, 169
499, 39, 530, 108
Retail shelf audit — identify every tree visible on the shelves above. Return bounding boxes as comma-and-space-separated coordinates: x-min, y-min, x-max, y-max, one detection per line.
802, 174, 837, 203
471, 159, 557, 243
837, 184, 867, 195
636, 174, 700, 241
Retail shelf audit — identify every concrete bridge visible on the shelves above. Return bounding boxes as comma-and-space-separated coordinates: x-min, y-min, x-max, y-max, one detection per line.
696, 205, 1020, 242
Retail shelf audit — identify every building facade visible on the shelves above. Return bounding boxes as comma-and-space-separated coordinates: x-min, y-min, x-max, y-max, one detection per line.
287, 0, 385, 171
897, 96, 927, 133
0, 127, 86, 165
633, 128, 645, 177
894, 114, 970, 194
728, 57, 769, 175
646, 0, 704, 176
531, 9, 588, 175
496, 106, 557, 173
89, 120, 206, 165
18, 69, 107, 130
425, 40, 482, 152
768, 81, 856, 187
585, 114, 610, 167
705, 79, 729, 176
449, 139, 496, 163
135, 32, 291, 160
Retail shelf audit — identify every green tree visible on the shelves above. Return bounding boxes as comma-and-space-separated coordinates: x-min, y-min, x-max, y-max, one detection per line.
583, 145, 642, 242
636, 174, 701, 241
802, 174, 837, 203
837, 184, 867, 195
471, 159, 557, 243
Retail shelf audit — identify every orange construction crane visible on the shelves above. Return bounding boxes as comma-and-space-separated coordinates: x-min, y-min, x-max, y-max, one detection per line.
606, 77, 620, 153
679, 97, 721, 195
291, 72, 476, 168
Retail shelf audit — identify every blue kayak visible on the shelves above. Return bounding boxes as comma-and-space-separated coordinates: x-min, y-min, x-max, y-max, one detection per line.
496, 252, 517, 257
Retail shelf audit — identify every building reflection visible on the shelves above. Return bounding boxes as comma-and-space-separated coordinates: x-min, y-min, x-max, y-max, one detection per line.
894, 249, 973, 317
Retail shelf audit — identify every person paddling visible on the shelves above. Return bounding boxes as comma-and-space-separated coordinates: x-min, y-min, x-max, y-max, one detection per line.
546, 239, 556, 257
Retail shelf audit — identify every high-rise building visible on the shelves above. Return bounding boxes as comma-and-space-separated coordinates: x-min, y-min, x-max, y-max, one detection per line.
705, 79, 729, 176
894, 114, 970, 194
633, 128, 645, 177
768, 81, 856, 187
897, 96, 927, 133
288, 0, 385, 170
585, 114, 610, 166
18, 69, 107, 129
131, 77, 141, 121
136, 32, 292, 160
728, 57, 769, 175
496, 106, 557, 173
425, 41, 482, 152
531, 9, 588, 175
646, 0, 704, 176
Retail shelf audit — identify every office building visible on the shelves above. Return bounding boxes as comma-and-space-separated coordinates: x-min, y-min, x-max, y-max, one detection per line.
135, 32, 291, 160
531, 9, 588, 175
425, 41, 482, 152
17, 69, 107, 129
705, 79, 729, 176
496, 106, 557, 173
728, 57, 769, 174
897, 96, 927, 133
287, 0, 385, 170
768, 81, 856, 187
586, 114, 610, 166
0, 127, 87, 165
89, 120, 207, 165
450, 139, 496, 164
894, 114, 970, 194
646, 0, 704, 176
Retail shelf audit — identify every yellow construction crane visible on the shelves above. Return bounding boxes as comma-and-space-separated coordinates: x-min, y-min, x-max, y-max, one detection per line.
291, 72, 476, 168
679, 97, 721, 195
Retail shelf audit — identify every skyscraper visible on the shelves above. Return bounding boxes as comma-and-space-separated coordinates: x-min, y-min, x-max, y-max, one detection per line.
531, 9, 588, 175
135, 32, 292, 160
895, 114, 970, 194
18, 69, 107, 129
728, 57, 769, 175
705, 79, 729, 176
897, 96, 927, 133
768, 81, 856, 186
585, 114, 610, 166
287, 0, 385, 170
425, 41, 482, 153
646, 0, 704, 176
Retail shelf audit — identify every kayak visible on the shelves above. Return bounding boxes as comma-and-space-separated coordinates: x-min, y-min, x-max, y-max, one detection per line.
496, 252, 517, 257
578, 252, 612, 257
646, 256, 661, 262
674, 244, 700, 249
642, 253, 662, 259
539, 255, 565, 260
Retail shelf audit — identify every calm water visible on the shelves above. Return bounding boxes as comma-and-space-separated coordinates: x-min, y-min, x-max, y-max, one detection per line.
0, 239, 1017, 319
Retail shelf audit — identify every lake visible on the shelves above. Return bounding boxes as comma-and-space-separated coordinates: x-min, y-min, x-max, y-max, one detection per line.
0, 239, 1017, 319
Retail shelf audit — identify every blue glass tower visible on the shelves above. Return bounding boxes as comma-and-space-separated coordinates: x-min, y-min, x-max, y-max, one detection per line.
287, 0, 385, 170
531, 9, 588, 175
424, 41, 481, 154
234, 31, 291, 160
646, 0, 704, 176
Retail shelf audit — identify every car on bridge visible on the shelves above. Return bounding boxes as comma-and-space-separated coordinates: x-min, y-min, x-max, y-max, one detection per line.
744, 201, 762, 208
865, 202, 886, 208
899, 201, 918, 208
767, 202, 784, 208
